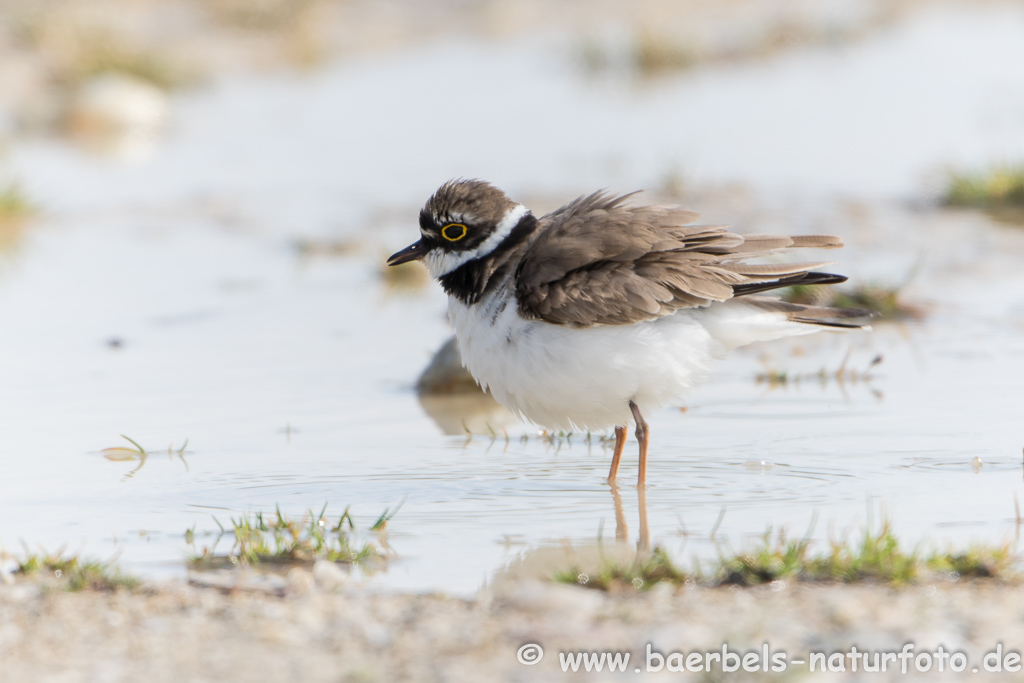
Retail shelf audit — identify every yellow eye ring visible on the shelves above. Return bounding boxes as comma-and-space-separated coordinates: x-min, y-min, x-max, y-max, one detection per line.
441, 223, 468, 242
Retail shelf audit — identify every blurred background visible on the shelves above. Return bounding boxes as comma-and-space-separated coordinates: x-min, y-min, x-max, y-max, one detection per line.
1, 0, 1024, 592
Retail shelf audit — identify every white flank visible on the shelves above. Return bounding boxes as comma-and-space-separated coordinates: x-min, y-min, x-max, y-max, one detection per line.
448, 287, 716, 431
690, 300, 826, 353
424, 203, 529, 278
450, 290, 847, 431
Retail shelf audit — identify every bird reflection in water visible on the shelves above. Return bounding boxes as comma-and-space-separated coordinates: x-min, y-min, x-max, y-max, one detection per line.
610, 482, 650, 552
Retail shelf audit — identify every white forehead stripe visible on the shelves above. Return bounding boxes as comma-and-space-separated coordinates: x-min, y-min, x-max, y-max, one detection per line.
425, 203, 529, 278
438, 212, 468, 226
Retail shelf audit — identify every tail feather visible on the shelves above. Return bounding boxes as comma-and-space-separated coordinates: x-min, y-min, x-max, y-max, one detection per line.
731, 271, 850, 297
790, 318, 870, 329
744, 295, 875, 329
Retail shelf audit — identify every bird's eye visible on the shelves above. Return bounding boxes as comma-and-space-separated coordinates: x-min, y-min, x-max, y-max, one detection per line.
441, 223, 468, 242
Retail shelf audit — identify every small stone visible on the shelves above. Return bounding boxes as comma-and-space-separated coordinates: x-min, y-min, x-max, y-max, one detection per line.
312, 560, 349, 591
287, 567, 314, 594
67, 74, 169, 160
499, 581, 604, 617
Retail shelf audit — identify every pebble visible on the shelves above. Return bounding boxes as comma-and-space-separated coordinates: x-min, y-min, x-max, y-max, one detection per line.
312, 560, 349, 591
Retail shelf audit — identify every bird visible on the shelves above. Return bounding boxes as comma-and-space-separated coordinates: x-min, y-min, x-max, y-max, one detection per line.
388, 179, 870, 487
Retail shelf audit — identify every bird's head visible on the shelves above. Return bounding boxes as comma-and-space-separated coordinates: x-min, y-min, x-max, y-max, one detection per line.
387, 179, 529, 278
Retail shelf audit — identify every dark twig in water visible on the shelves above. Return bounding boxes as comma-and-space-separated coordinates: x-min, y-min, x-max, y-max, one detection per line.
756, 353, 883, 392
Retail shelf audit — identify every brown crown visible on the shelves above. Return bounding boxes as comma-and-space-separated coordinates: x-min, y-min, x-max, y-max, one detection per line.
422, 179, 516, 229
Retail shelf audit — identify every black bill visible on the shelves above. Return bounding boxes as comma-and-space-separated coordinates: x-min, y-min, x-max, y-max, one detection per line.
387, 240, 425, 266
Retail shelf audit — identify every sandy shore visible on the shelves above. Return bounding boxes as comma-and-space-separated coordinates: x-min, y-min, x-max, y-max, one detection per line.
2, 572, 1022, 681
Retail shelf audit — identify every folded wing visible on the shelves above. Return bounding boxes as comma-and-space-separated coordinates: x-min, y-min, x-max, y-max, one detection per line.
515, 191, 870, 327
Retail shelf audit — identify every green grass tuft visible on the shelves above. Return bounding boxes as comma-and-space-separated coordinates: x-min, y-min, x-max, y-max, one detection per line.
926, 544, 1016, 579
631, 31, 697, 73
721, 523, 925, 586
578, 31, 696, 75
756, 353, 882, 389
57, 35, 197, 91
554, 547, 688, 592
0, 183, 34, 254
189, 505, 391, 570
555, 520, 1018, 591
13, 551, 140, 591
782, 282, 924, 321
380, 259, 429, 293
805, 522, 919, 584
0, 183, 35, 222
945, 166, 1024, 209
208, 0, 321, 32
716, 530, 813, 586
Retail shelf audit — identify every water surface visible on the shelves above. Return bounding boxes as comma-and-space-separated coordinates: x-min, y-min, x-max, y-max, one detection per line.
1, 5, 1023, 592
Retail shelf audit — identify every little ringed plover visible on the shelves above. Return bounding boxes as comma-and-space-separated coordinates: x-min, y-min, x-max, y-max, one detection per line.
389, 180, 870, 487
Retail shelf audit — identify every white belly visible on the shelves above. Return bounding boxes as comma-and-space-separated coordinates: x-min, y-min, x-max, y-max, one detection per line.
447, 287, 721, 431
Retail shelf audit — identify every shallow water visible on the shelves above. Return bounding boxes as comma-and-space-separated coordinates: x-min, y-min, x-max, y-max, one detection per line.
1, 5, 1024, 593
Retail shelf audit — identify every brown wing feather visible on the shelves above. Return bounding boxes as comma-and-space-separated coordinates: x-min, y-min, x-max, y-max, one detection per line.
515, 191, 855, 327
